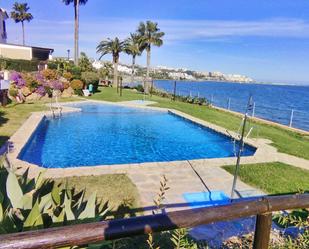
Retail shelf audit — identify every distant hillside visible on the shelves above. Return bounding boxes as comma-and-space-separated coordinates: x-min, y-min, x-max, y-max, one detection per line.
92, 60, 254, 83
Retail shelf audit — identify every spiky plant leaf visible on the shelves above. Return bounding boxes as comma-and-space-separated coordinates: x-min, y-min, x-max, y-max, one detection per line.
23, 200, 43, 228
52, 209, 65, 225
0, 203, 3, 222
0, 191, 3, 204
64, 192, 75, 221
21, 193, 33, 210
78, 191, 96, 219
35, 171, 46, 189
0, 210, 18, 234
39, 193, 52, 213
6, 171, 23, 208
51, 184, 61, 205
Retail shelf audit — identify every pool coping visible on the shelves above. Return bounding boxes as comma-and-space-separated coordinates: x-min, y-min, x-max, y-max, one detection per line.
7, 99, 279, 179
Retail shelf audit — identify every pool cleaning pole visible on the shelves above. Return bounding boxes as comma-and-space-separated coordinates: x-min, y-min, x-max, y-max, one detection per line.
230, 96, 253, 199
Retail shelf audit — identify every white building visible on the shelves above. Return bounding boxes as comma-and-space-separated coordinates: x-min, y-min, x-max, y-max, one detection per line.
0, 8, 8, 43
0, 7, 54, 62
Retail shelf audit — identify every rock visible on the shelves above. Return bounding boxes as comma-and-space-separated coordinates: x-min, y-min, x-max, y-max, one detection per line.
26, 93, 41, 101
61, 87, 74, 98
21, 87, 31, 97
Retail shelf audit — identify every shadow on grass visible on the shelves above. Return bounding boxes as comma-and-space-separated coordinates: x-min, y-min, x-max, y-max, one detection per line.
0, 110, 9, 149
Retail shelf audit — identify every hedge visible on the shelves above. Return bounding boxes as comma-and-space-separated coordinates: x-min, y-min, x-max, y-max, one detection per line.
0, 57, 39, 72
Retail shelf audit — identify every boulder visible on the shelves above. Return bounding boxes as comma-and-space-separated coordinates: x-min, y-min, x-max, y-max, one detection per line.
26, 92, 41, 101
21, 87, 31, 97
61, 87, 74, 98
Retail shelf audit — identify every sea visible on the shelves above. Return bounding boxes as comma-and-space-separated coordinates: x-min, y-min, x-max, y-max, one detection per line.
153, 80, 309, 131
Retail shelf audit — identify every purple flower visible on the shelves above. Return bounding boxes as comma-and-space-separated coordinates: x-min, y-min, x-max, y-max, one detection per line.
9, 71, 22, 82
50, 80, 63, 91
16, 78, 26, 88
36, 86, 46, 96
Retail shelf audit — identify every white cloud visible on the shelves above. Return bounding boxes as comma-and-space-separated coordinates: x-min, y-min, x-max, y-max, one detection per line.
6, 17, 309, 55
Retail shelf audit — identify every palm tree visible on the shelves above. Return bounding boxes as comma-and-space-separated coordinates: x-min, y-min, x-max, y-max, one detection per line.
10, 2, 33, 46
124, 33, 143, 84
137, 21, 164, 92
96, 37, 125, 88
62, 0, 88, 65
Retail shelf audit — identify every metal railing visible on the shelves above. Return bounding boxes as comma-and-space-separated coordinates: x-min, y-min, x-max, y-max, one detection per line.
156, 86, 309, 132
0, 193, 308, 249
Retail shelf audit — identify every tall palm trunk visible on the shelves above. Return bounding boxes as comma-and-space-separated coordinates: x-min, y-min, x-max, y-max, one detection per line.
145, 47, 151, 93
74, 0, 80, 65
113, 58, 118, 88
21, 21, 25, 45
131, 55, 136, 84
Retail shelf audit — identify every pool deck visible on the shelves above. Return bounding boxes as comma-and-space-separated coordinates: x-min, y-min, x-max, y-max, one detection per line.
6, 99, 309, 212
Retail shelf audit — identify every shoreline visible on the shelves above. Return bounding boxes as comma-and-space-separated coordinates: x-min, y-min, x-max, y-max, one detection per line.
153, 79, 309, 87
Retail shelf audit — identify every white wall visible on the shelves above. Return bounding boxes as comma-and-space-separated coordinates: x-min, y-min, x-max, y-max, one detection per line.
0, 44, 32, 60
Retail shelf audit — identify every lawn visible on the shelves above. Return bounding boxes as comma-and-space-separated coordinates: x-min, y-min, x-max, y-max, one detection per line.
55, 174, 141, 218
88, 87, 309, 160
223, 162, 309, 194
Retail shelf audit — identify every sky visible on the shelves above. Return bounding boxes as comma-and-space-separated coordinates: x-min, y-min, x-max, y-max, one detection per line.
2, 0, 309, 84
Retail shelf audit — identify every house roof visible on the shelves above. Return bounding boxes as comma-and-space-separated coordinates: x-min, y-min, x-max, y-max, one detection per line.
0, 43, 54, 53
0, 8, 9, 19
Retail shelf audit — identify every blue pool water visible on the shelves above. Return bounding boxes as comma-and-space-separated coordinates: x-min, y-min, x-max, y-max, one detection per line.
18, 103, 256, 168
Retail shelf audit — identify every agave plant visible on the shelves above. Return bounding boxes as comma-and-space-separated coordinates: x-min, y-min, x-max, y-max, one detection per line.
0, 162, 108, 234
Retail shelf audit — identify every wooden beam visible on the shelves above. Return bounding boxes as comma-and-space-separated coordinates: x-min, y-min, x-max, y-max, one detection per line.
0, 194, 308, 249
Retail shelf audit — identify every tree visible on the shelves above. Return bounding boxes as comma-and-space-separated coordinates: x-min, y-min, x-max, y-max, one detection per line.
137, 21, 164, 92
96, 37, 125, 88
10, 2, 33, 46
124, 33, 143, 84
79, 52, 94, 72
62, 0, 88, 65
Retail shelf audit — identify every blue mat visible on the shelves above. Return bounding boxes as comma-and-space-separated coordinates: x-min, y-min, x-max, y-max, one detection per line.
183, 191, 230, 208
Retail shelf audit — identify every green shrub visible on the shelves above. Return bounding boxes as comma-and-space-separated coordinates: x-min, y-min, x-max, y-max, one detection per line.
69, 66, 82, 80
0, 57, 38, 72
0, 163, 108, 234
9, 86, 18, 97
134, 84, 144, 93
81, 71, 99, 92
22, 73, 38, 92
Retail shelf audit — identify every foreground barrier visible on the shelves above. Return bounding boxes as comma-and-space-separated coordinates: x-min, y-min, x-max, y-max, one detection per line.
0, 194, 308, 249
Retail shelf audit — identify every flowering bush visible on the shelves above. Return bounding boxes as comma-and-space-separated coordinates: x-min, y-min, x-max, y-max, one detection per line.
9, 71, 25, 88
9, 69, 65, 101
62, 72, 73, 81
70, 79, 84, 95
50, 80, 64, 91
42, 69, 58, 80
36, 85, 46, 96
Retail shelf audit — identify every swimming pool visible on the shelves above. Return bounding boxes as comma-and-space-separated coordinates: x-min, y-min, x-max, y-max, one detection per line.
18, 103, 256, 168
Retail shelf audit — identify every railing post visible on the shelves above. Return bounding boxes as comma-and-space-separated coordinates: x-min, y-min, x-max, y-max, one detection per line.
227, 98, 231, 110
289, 109, 294, 127
253, 213, 272, 249
211, 94, 214, 105
252, 102, 255, 117
173, 81, 177, 101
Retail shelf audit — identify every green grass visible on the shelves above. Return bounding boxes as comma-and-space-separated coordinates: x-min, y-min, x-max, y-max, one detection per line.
87, 87, 309, 160
223, 162, 309, 194
55, 174, 140, 218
